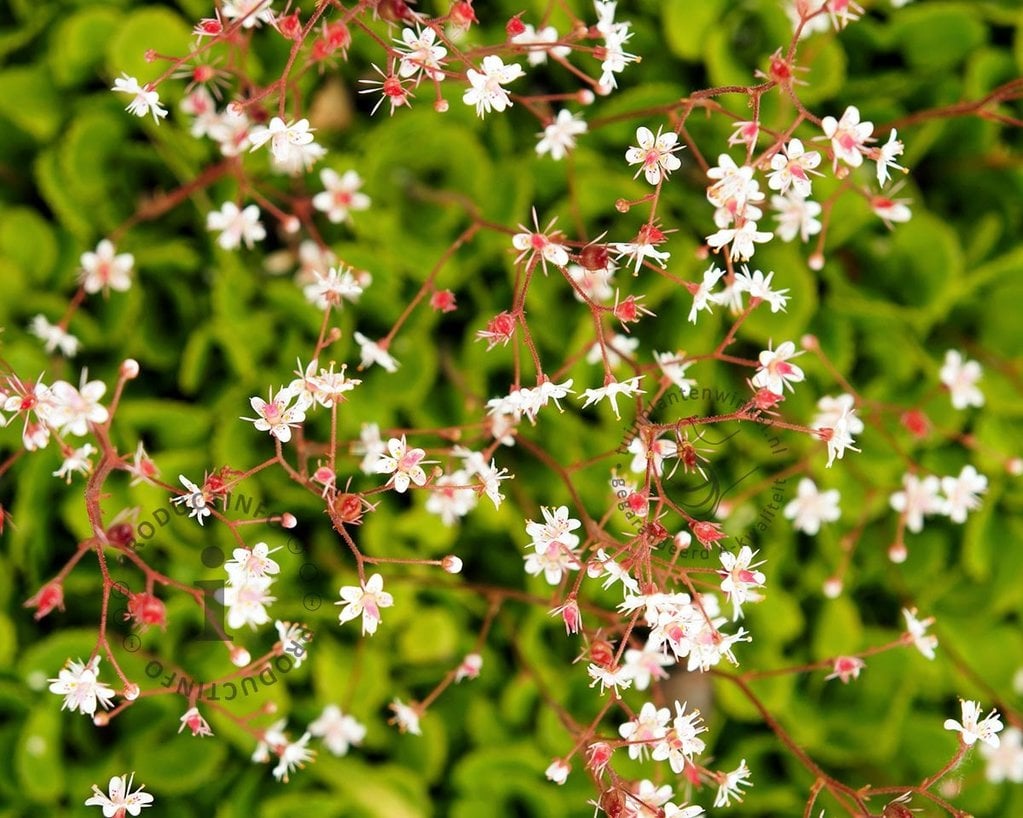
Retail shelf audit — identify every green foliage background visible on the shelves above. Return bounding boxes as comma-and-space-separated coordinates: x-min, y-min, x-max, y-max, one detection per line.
0, 0, 1022, 816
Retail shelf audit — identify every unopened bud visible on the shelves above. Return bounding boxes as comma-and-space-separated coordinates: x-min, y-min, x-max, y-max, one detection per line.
577, 89, 595, 105
822, 577, 843, 598
888, 542, 908, 563
123, 683, 140, 701
442, 555, 463, 574
281, 513, 297, 529
121, 359, 140, 379
434, 99, 449, 113
93, 712, 110, 726
808, 253, 825, 271
230, 646, 251, 667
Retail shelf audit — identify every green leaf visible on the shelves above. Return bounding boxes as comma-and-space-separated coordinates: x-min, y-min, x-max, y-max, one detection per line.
15, 705, 64, 805
106, 8, 193, 86
49, 6, 121, 88
894, 3, 987, 72
662, 0, 725, 61
0, 207, 58, 284
0, 66, 62, 140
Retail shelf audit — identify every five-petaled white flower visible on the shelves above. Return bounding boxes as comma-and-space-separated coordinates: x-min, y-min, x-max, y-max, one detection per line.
375, 435, 430, 493
784, 478, 841, 535
463, 56, 524, 118
688, 265, 726, 324
242, 386, 311, 444
395, 26, 447, 81
767, 138, 821, 198
626, 126, 683, 185
820, 105, 873, 169
718, 546, 767, 620
249, 117, 318, 169
111, 74, 168, 123
944, 700, 1003, 748
85, 772, 154, 816
79, 240, 134, 295
353, 331, 400, 373
207, 202, 266, 250
714, 759, 754, 807
303, 266, 365, 310
941, 465, 987, 524
939, 349, 984, 410
536, 109, 587, 160
336, 573, 394, 635
312, 169, 371, 224
49, 656, 115, 716
29, 315, 80, 357
751, 340, 804, 395
309, 705, 367, 756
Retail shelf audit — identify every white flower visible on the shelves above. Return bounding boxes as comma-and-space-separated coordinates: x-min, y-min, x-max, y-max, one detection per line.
223, 577, 276, 630
718, 546, 767, 620
941, 465, 987, 523
375, 435, 429, 493
611, 231, 671, 275
627, 434, 677, 478
618, 701, 670, 760
389, 699, 422, 735
111, 74, 167, 123
944, 700, 1003, 748
587, 663, 633, 696
589, 548, 640, 595
85, 772, 154, 816
536, 109, 587, 160
353, 331, 399, 373
876, 129, 906, 186
207, 202, 265, 250
54, 443, 96, 483
249, 117, 316, 164
784, 478, 841, 535
902, 607, 938, 660
303, 266, 365, 310
524, 540, 581, 585
309, 705, 366, 756
651, 701, 707, 773
653, 351, 696, 395
751, 340, 804, 395
49, 371, 108, 436
714, 759, 753, 807
336, 573, 394, 636
626, 126, 683, 185
312, 169, 371, 224
821, 105, 873, 169
78, 239, 134, 294
395, 26, 447, 81
512, 211, 570, 272
579, 376, 645, 419
812, 394, 864, 435
939, 349, 984, 410
732, 267, 790, 312
425, 470, 477, 526
512, 24, 570, 66
688, 265, 726, 324
222, 0, 275, 28
872, 194, 913, 227
273, 732, 315, 783
706, 154, 762, 211
890, 474, 946, 533
706, 220, 773, 261
242, 386, 310, 443
353, 422, 387, 473
462, 55, 524, 118
225, 542, 281, 583
525, 505, 582, 549
586, 333, 639, 367
30, 315, 80, 357
767, 138, 821, 198
980, 726, 1023, 783
772, 193, 822, 242
622, 643, 674, 692
824, 404, 861, 467
274, 620, 311, 668
478, 458, 512, 509
49, 656, 115, 716
209, 107, 252, 156
170, 474, 212, 526
545, 759, 570, 785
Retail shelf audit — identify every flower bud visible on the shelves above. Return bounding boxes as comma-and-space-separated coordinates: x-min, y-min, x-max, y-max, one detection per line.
442, 555, 463, 574
93, 712, 110, 726
545, 759, 570, 785
888, 542, 908, 563
121, 359, 140, 379
586, 742, 613, 775
230, 646, 251, 667
433, 99, 449, 113
24, 582, 65, 620
506, 14, 526, 38
822, 577, 843, 598
123, 683, 140, 701
281, 513, 297, 529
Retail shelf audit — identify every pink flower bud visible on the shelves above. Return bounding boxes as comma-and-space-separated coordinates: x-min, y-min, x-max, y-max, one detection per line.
121, 359, 140, 378
822, 577, 843, 598
281, 513, 297, 529
24, 582, 64, 620
123, 683, 140, 701
586, 742, 613, 775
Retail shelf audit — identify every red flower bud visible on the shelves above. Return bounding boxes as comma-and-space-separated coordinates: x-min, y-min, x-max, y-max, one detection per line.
506, 14, 526, 38
25, 583, 64, 620
127, 592, 167, 630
